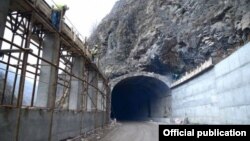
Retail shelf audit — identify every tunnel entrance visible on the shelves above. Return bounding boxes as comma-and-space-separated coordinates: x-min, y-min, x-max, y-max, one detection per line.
111, 76, 170, 121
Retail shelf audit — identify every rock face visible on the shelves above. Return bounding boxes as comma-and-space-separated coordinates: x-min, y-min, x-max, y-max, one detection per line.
89, 0, 250, 79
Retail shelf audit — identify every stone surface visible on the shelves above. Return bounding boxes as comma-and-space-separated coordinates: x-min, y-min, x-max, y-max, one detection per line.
89, 0, 250, 79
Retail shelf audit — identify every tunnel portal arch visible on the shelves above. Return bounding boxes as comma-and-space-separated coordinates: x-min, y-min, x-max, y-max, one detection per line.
111, 75, 171, 121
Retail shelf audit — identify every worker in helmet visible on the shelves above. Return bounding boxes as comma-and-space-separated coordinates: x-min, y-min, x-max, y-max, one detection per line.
51, 4, 69, 30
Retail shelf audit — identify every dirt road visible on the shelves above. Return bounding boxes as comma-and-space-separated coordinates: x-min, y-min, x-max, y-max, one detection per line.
100, 122, 158, 141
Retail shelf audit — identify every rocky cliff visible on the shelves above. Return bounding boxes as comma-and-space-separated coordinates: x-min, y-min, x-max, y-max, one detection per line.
89, 0, 250, 79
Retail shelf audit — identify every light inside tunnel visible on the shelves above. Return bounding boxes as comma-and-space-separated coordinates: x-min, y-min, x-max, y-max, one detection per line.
111, 76, 170, 121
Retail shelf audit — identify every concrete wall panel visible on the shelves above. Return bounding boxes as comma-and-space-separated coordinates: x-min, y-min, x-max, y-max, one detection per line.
172, 42, 250, 124
82, 112, 95, 133
51, 111, 82, 141
0, 107, 17, 141
19, 109, 51, 141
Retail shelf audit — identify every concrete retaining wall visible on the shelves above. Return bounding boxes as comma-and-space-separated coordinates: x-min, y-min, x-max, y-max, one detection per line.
171, 43, 250, 124
0, 107, 106, 141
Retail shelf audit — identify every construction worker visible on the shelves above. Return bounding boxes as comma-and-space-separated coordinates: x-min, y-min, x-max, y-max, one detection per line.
91, 45, 98, 62
51, 4, 69, 30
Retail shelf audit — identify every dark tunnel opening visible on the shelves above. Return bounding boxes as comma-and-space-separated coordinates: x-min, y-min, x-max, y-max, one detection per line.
111, 76, 170, 121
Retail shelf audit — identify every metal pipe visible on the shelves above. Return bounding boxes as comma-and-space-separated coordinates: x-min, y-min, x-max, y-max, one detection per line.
0, 48, 33, 54
15, 11, 32, 141
1, 33, 15, 104
31, 39, 42, 106
11, 29, 27, 105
